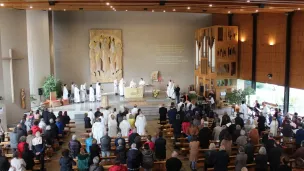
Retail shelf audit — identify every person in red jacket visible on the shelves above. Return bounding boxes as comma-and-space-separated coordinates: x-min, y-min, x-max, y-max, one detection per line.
17, 136, 27, 158
31, 120, 42, 135
109, 159, 127, 171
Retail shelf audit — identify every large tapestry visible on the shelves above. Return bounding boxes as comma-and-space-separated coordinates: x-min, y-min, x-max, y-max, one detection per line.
89, 29, 123, 83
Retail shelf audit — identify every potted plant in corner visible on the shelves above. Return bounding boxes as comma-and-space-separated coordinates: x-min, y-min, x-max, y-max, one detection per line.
226, 87, 255, 112
42, 75, 62, 100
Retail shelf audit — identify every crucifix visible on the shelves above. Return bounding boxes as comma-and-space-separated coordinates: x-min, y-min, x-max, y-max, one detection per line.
2, 49, 24, 103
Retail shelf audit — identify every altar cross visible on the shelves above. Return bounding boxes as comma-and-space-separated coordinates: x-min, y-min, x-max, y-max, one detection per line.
2, 49, 24, 103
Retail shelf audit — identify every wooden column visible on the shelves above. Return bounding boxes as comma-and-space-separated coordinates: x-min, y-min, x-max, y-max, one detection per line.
283, 12, 294, 114
251, 13, 258, 90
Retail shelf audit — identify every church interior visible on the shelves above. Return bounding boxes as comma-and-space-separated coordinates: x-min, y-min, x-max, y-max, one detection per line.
0, 0, 304, 171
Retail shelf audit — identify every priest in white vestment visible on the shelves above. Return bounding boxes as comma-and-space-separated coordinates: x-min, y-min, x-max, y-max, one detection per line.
89, 85, 95, 102
240, 101, 248, 120
108, 114, 117, 137
88, 109, 94, 125
269, 117, 278, 136
103, 107, 110, 127
166, 80, 173, 98
80, 84, 86, 102
71, 82, 75, 96
119, 117, 131, 137
62, 84, 69, 100
96, 82, 101, 101
92, 118, 105, 144
135, 112, 147, 136
131, 105, 138, 115
138, 78, 146, 95
74, 85, 80, 103
114, 78, 119, 95
129, 79, 136, 88
119, 78, 125, 96
170, 82, 176, 100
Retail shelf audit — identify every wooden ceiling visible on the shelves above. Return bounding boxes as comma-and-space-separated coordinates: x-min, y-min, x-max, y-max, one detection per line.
0, 0, 304, 13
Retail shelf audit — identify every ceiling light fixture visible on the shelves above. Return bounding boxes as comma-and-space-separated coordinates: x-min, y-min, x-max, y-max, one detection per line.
49, 7, 51, 10
228, 11, 231, 14
209, 4, 212, 7
173, 9, 176, 11
255, 9, 259, 12
0, 3, 4, 6
163, 10, 166, 12
247, 0, 250, 2
187, 6, 191, 10
152, 10, 154, 12
110, 6, 113, 8
298, 8, 301, 10
126, 10, 128, 11
64, 9, 66, 11
30, 6, 33, 9
106, 2, 110, 6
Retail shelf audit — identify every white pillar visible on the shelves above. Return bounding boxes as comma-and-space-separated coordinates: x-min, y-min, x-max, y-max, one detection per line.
26, 10, 51, 106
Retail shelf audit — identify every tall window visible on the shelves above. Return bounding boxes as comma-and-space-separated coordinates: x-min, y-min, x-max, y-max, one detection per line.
289, 88, 304, 116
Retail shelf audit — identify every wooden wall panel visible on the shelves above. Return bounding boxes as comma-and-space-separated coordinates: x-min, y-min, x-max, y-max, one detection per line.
232, 14, 252, 81
256, 13, 286, 86
212, 14, 228, 26
290, 12, 304, 89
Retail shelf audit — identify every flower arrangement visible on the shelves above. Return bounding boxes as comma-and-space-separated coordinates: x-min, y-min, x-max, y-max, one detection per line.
152, 89, 160, 98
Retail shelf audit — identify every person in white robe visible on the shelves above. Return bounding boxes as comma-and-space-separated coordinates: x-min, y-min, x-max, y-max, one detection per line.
108, 114, 117, 137
88, 109, 94, 125
80, 84, 86, 102
103, 107, 110, 127
166, 80, 173, 98
119, 78, 125, 96
96, 82, 101, 101
135, 111, 147, 136
89, 85, 95, 102
114, 78, 119, 95
138, 78, 146, 95
131, 105, 138, 115
170, 82, 176, 99
129, 79, 136, 88
92, 118, 105, 144
240, 100, 248, 120
38, 118, 46, 133
71, 82, 75, 97
74, 85, 80, 103
62, 84, 69, 100
269, 117, 278, 136
119, 117, 131, 137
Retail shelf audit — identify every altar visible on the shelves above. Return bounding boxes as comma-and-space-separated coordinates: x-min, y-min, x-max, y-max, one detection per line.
124, 87, 144, 98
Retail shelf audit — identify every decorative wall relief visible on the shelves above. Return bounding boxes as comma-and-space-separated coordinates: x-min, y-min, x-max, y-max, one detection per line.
89, 29, 123, 83
21, 89, 26, 109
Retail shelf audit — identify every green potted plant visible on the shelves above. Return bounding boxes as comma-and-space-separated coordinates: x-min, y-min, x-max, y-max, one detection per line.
226, 87, 255, 105
42, 75, 63, 99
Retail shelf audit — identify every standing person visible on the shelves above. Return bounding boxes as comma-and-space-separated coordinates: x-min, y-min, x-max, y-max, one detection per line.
235, 114, 244, 128
89, 157, 104, 171
144, 135, 155, 151
114, 78, 119, 95
167, 80, 173, 98
240, 101, 248, 120
84, 113, 92, 129
213, 122, 222, 140
10, 152, 26, 171
159, 104, 167, 124
282, 121, 294, 144
17, 136, 27, 158
279, 157, 292, 171
26, 130, 35, 151
95, 82, 101, 102
22, 143, 35, 170
138, 78, 146, 93
135, 110, 147, 136
119, 78, 125, 97
119, 117, 131, 137
141, 143, 154, 171
80, 84, 86, 103
89, 85, 95, 102
74, 85, 80, 103
103, 107, 111, 127
0, 147, 10, 170
166, 151, 182, 171
85, 133, 93, 153
189, 136, 200, 171
10, 128, 18, 152
255, 147, 268, 171
88, 139, 100, 166
173, 111, 182, 149
62, 84, 69, 100
127, 143, 142, 171
257, 114, 266, 135
49, 119, 59, 139
38, 118, 47, 134
270, 117, 278, 136
269, 143, 282, 171
56, 118, 64, 135
244, 139, 255, 164
221, 133, 232, 156
128, 129, 139, 146
235, 146, 247, 171
131, 105, 138, 115
32, 131, 45, 171
236, 130, 247, 147
92, 118, 105, 144
63, 111, 71, 128
71, 82, 75, 98
295, 124, 304, 148
68, 134, 81, 158
221, 112, 231, 126
108, 114, 118, 137
116, 139, 127, 164
155, 132, 166, 160
174, 85, 181, 104
59, 149, 75, 171
248, 127, 259, 145
87, 109, 94, 126
168, 103, 177, 125
198, 122, 212, 149
213, 146, 229, 171
100, 132, 111, 160
204, 143, 217, 171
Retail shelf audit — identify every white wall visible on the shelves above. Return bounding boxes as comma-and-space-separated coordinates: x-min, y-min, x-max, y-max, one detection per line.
53, 11, 211, 92
27, 10, 51, 105
0, 9, 30, 125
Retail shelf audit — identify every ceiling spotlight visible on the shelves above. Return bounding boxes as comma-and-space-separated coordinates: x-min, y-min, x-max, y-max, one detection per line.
30, 6, 33, 9
255, 9, 259, 12
209, 4, 212, 7
247, 0, 250, 2
49, 7, 51, 10
187, 6, 191, 10
64, 9, 66, 11
163, 10, 166, 12
173, 9, 176, 11
152, 10, 154, 12
126, 10, 128, 11
0, 3, 4, 7
298, 8, 301, 10
106, 2, 110, 6
110, 6, 113, 8
228, 11, 231, 13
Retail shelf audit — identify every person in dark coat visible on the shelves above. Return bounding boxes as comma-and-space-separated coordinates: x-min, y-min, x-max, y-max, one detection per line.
94, 108, 102, 118
198, 122, 212, 149
68, 134, 81, 158
22, 143, 35, 170
235, 114, 244, 128
59, 149, 75, 171
155, 132, 166, 160
115, 139, 126, 164
0, 147, 10, 171
235, 146, 247, 171
127, 143, 142, 170
278, 156, 292, 171
204, 143, 217, 171
213, 145, 229, 171
221, 112, 231, 126
232, 125, 241, 143
265, 133, 276, 155
168, 104, 177, 125
141, 143, 155, 170
16, 124, 27, 142
228, 120, 236, 135
42, 108, 50, 125
49, 118, 59, 139
166, 151, 182, 171
173, 112, 182, 149
63, 111, 71, 127
89, 139, 100, 166
44, 125, 53, 146
255, 147, 268, 171
244, 138, 255, 164
84, 113, 92, 129
258, 114, 266, 135
269, 143, 282, 171
128, 129, 139, 146
159, 104, 168, 123
219, 125, 229, 142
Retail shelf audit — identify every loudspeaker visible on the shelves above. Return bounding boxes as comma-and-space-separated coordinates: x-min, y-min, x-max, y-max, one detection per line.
38, 88, 43, 95
200, 86, 204, 93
